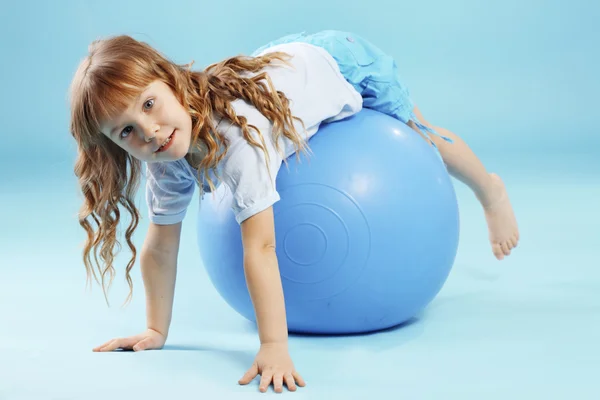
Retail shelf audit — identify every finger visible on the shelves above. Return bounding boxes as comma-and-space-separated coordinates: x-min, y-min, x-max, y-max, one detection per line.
99, 339, 126, 352
94, 339, 120, 352
100, 337, 135, 352
259, 371, 273, 393
93, 339, 116, 352
273, 373, 284, 393
133, 337, 154, 352
293, 371, 306, 387
238, 363, 258, 385
284, 373, 297, 392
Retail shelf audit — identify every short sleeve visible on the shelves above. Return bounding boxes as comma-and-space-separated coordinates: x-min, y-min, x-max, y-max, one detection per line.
217, 40, 363, 225
145, 159, 197, 225
221, 135, 284, 225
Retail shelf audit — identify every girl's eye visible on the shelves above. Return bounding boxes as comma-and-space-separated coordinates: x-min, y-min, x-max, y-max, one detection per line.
119, 99, 155, 139
120, 126, 133, 139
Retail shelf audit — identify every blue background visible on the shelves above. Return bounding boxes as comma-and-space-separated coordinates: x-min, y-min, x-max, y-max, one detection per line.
1, 0, 598, 398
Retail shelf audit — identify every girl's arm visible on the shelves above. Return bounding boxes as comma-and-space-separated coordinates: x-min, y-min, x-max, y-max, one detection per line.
94, 221, 182, 353
240, 206, 288, 344
140, 221, 183, 339
239, 206, 305, 393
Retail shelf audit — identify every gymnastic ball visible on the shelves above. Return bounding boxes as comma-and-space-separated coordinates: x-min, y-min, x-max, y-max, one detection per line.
196, 109, 459, 334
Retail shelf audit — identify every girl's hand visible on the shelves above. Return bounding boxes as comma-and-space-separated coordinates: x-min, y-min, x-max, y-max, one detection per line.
92, 328, 166, 352
238, 342, 306, 393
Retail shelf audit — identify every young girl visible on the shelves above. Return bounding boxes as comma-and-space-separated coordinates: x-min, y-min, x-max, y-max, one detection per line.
69, 30, 519, 393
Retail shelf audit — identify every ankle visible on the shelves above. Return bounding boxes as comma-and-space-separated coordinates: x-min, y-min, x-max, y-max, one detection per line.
475, 175, 500, 208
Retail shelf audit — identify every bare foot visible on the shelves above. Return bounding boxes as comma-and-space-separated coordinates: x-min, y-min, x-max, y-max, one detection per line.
480, 173, 519, 260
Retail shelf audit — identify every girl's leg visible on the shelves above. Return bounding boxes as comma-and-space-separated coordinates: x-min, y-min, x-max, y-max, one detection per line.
409, 106, 520, 260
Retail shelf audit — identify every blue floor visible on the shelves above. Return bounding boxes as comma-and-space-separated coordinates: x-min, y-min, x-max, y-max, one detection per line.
1, 149, 598, 399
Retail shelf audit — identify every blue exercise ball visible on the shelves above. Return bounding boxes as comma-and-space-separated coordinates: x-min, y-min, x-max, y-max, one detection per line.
196, 109, 459, 334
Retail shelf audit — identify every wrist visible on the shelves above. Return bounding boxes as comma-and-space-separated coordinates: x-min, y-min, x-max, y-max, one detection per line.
257, 323, 288, 345
260, 340, 289, 349
148, 326, 168, 339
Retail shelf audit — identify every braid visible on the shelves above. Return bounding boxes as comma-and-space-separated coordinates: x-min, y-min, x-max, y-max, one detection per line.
188, 52, 310, 188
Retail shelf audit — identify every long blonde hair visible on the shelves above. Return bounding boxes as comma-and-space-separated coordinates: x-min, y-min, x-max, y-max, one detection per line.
69, 35, 310, 306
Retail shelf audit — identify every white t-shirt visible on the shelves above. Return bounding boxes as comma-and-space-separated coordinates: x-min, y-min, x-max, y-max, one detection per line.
145, 42, 363, 225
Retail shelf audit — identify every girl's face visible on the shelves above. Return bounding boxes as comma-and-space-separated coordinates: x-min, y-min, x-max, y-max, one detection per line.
100, 80, 192, 163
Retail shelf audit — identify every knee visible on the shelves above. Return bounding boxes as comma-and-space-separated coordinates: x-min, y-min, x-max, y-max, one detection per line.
407, 120, 434, 146
412, 106, 435, 130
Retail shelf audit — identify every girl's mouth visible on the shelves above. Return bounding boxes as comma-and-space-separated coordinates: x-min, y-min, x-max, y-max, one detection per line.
156, 130, 175, 153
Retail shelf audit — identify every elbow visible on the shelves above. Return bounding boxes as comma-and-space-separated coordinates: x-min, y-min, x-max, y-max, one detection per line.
262, 241, 276, 252
243, 242, 277, 273
244, 242, 276, 259
239, 207, 277, 261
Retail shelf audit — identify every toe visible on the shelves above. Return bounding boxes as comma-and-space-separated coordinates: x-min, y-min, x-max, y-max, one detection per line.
493, 243, 504, 260
501, 242, 511, 256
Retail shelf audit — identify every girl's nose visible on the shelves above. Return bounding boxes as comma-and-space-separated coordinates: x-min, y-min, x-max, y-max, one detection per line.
141, 122, 160, 142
